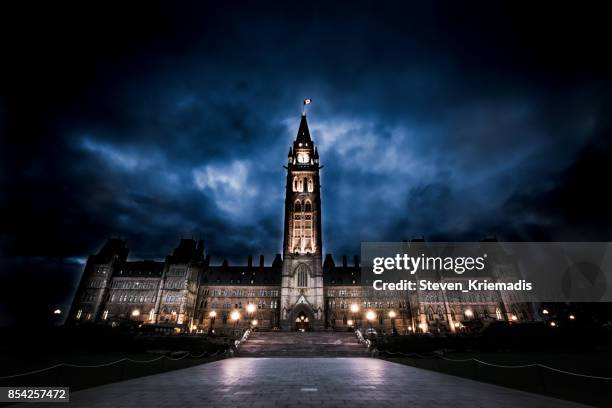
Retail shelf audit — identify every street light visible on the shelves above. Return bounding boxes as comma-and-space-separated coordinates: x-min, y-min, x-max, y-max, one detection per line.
131, 309, 140, 318
569, 314, 576, 320
246, 303, 256, 327
251, 319, 258, 327
53, 309, 62, 315
350, 303, 359, 328
209, 310, 217, 334
464, 309, 473, 319
231, 310, 240, 336
388, 310, 397, 334
542, 309, 549, 315
366, 310, 376, 335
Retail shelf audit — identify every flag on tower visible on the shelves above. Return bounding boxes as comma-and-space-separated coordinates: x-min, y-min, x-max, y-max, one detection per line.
303, 98, 312, 105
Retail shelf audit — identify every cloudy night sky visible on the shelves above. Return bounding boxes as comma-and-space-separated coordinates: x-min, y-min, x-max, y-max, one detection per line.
1, 1, 611, 325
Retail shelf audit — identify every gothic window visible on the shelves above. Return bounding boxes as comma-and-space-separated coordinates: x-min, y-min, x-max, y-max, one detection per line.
296, 263, 310, 287
294, 200, 301, 212
293, 177, 298, 192
427, 307, 434, 321
305, 201, 312, 212
308, 178, 314, 192
495, 307, 503, 320
437, 307, 445, 320
303, 177, 308, 192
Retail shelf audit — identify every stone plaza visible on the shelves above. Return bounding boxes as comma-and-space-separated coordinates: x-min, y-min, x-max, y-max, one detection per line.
28, 357, 588, 408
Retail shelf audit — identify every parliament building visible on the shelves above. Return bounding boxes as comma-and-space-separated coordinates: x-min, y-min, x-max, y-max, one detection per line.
69, 113, 535, 334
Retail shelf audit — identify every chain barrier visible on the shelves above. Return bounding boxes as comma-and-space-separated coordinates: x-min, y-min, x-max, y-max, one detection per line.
0, 349, 223, 380
379, 350, 612, 380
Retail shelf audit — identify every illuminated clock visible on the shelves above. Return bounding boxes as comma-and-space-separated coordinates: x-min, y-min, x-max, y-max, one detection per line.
297, 153, 310, 164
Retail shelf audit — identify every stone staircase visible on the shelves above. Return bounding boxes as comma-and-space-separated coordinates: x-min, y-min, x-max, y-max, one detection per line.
237, 331, 370, 357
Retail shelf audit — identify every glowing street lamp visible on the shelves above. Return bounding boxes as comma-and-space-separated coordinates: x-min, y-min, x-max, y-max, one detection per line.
366, 310, 376, 334
246, 303, 256, 327
511, 314, 518, 321
131, 309, 140, 318
251, 319, 258, 327
464, 309, 473, 319
569, 314, 576, 320
388, 310, 397, 334
550, 321, 557, 327
542, 309, 549, 315
209, 310, 217, 333
347, 319, 354, 327
53, 309, 62, 315
231, 310, 240, 336
350, 303, 359, 328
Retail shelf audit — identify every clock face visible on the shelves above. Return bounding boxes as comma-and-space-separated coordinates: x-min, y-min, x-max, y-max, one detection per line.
297, 153, 310, 164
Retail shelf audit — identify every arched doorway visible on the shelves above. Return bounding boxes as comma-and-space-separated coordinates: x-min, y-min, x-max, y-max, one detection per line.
295, 311, 310, 331
289, 303, 315, 331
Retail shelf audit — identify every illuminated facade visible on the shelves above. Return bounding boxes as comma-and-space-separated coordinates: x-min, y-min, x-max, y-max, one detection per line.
69, 113, 535, 333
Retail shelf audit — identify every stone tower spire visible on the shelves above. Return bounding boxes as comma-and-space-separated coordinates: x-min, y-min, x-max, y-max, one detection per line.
280, 112, 324, 330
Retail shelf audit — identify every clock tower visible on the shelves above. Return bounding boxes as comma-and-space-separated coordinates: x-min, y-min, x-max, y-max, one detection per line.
280, 113, 324, 330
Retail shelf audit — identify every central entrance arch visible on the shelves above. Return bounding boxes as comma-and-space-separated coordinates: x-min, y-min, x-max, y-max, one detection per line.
295, 311, 309, 331
289, 303, 315, 331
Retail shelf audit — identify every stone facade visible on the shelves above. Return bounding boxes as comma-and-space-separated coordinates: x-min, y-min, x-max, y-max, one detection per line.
69, 113, 536, 334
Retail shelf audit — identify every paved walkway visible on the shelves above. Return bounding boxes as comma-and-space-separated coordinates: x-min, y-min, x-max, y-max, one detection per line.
30, 358, 589, 407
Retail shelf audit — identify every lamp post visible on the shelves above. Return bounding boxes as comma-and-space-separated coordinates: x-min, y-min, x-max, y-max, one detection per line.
209, 310, 217, 334
246, 303, 256, 329
230, 310, 240, 338
388, 310, 397, 335
350, 303, 360, 329
366, 310, 376, 337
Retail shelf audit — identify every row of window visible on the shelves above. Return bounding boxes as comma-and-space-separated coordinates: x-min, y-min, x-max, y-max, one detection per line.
209, 300, 278, 310
292, 177, 314, 193
165, 294, 184, 304
87, 279, 105, 289
205, 289, 280, 297
425, 292, 500, 303
110, 293, 157, 304
110, 280, 158, 290
328, 300, 410, 309
164, 280, 186, 289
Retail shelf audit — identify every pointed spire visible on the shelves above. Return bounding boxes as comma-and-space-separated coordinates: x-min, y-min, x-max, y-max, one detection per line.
288, 146, 293, 157
314, 147, 319, 159
295, 114, 312, 144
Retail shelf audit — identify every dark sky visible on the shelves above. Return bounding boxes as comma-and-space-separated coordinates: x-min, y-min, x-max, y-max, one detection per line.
1, 1, 611, 325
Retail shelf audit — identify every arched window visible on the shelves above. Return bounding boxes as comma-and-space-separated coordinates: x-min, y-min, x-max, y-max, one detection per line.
427, 307, 434, 321
294, 200, 301, 212
305, 201, 312, 212
296, 263, 310, 287
437, 307, 445, 320
308, 178, 314, 192
495, 307, 503, 320
303, 177, 308, 192
293, 177, 298, 192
